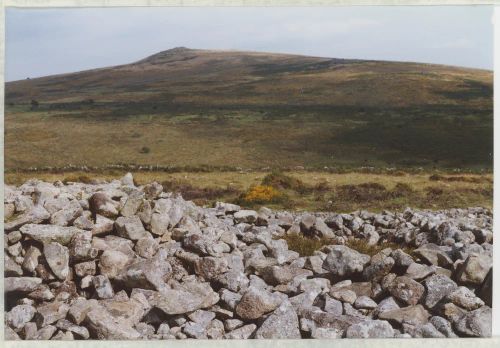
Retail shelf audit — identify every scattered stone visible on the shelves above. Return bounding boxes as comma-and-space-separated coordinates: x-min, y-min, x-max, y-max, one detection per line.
3, 179, 493, 340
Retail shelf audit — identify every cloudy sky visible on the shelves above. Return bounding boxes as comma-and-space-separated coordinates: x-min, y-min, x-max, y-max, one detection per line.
6, 6, 493, 81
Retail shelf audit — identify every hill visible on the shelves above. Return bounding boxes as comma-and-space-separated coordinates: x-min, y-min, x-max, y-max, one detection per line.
5, 47, 493, 171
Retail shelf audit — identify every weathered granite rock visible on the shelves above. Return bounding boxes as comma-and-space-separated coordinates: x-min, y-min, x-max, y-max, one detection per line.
44, 242, 70, 280
6, 304, 37, 331
346, 320, 395, 338
322, 245, 370, 277
378, 305, 430, 326
387, 276, 425, 306
235, 287, 283, 320
423, 274, 457, 308
20, 224, 81, 245
254, 300, 301, 339
454, 306, 492, 337
151, 281, 219, 315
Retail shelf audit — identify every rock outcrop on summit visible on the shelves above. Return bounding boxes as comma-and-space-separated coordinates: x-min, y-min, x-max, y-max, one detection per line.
4, 174, 493, 340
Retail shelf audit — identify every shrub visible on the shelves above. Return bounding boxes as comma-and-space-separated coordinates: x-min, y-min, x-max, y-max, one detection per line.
241, 185, 283, 204
261, 171, 308, 193
334, 182, 389, 203
390, 182, 414, 198
139, 146, 151, 154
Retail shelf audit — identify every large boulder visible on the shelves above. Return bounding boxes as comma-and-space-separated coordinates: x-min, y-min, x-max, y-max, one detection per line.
322, 245, 370, 277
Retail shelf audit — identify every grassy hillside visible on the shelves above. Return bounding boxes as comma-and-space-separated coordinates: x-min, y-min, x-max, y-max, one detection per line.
5, 47, 493, 171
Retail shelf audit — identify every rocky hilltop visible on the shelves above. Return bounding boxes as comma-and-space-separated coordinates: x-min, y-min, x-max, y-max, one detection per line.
4, 174, 492, 340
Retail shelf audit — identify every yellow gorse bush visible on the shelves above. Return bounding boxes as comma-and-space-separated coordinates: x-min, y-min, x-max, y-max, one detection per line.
243, 185, 282, 203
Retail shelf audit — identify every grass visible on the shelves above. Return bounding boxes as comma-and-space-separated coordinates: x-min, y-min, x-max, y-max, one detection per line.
278, 233, 417, 257
5, 170, 492, 213
4, 50, 492, 172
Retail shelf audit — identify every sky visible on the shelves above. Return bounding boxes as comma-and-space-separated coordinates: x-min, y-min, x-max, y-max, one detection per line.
5, 6, 494, 81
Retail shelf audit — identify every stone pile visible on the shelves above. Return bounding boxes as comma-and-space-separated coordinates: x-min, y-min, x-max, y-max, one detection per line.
4, 174, 493, 340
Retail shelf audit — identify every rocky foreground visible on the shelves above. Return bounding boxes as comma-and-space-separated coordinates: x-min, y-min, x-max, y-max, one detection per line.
4, 174, 493, 340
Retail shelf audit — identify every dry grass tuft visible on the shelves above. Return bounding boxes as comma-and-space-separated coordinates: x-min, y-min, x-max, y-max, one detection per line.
280, 233, 416, 257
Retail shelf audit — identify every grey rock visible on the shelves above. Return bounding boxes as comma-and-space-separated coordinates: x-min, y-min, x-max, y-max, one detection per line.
378, 305, 430, 326
402, 323, 445, 338
6, 304, 36, 331
414, 243, 453, 268
391, 249, 414, 268
56, 319, 90, 339
115, 251, 171, 291
323, 296, 343, 315
115, 216, 149, 241
84, 306, 141, 339
93, 275, 114, 299
44, 242, 70, 280
235, 286, 283, 320
5, 254, 23, 276
151, 281, 219, 315
224, 319, 244, 331
32, 325, 57, 340
36, 301, 70, 327
405, 262, 436, 280
353, 296, 377, 309
388, 276, 425, 306
346, 320, 394, 338
322, 245, 370, 277
88, 192, 119, 219
234, 210, 258, 224
254, 300, 301, 339
224, 324, 256, 339
373, 296, 400, 318
5, 206, 51, 232
454, 306, 491, 337
447, 286, 484, 310
74, 261, 96, 277
430, 316, 457, 338
98, 249, 131, 279
134, 237, 159, 259
423, 274, 457, 308
455, 254, 492, 285
68, 298, 99, 325
5, 277, 43, 293
20, 224, 81, 245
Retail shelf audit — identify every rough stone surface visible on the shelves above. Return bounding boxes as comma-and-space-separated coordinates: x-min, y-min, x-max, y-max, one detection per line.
345, 320, 395, 338
3, 177, 493, 339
